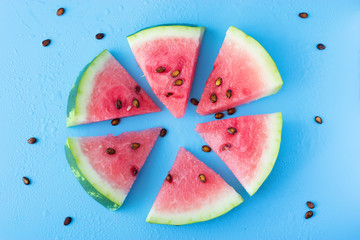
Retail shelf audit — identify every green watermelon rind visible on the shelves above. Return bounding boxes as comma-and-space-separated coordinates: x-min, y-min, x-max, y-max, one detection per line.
66, 49, 112, 127
245, 112, 283, 196
146, 187, 243, 225
127, 25, 206, 49
227, 26, 283, 95
65, 138, 124, 211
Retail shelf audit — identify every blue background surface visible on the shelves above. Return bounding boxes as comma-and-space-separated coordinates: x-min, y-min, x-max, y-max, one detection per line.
1, 0, 360, 239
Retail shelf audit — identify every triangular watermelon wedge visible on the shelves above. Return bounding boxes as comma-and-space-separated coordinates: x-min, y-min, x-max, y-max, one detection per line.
127, 25, 205, 118
146, 147, 243, 225
197, 26, 283, 115
195, 113, 282, 196
65, 127, 161, 210
67, 50, 160, 127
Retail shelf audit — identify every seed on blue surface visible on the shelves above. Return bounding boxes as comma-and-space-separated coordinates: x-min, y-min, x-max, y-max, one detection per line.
27, 137, 37, 144
42, 39, 51, 47
215, 113, 224, 119
227, 108, 236, 115
306, 201, 315, 209
299, 12, 308, 18
315, 116, 323, 124
111, 118, 120, 126
22, 177, 30, 185
64, 217, 72, 226
106, 148, 116, 155
305, 211, 313, 219
202, 145, 211, 152
57, 8, 65, 16
160, 128, 167, 137
317, 44, 326, 50
165, 174, 172, 182
96, 33, 105, 40
190, 98, 199, 106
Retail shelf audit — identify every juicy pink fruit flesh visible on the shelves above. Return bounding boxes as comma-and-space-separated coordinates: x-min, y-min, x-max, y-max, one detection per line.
86, 55, 160, 123
131, 38, 202, 118
151, 147, 236, 213
78, 127, 161, 194
196, 33, 271, 115
195, 114, 276, 194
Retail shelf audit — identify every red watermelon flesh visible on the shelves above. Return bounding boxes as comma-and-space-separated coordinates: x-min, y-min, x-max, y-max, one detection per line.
146, 147, 243, 225
127, 25, 205, 118
65, 127, 161, 210
195, 113, 282, 196
196, 26, 283, 115
67, 50, 160, 127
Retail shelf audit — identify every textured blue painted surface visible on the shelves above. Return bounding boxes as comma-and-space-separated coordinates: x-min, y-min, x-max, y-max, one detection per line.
1, 0, 360, 239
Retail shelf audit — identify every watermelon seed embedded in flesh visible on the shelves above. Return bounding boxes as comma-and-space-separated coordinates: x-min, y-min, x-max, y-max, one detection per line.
226, 89, 232, 99
22, 177, 30, 185
132, 99, 140, 108
227, 127, 237, 135
174, 79, 183, 86
135, 86, 141, 92
131, 143, 140, 149
221, 144, 231, 151
106, 148, 116, 155
156, 66, 165, 73
111, 118, 120, 126
131, 167, 138, 176
115, 99, 122, 109
190, 98, 199, 106
160, 128, 167, 137
215, 77, 222, 86
227, 108, 236, 115
198, 174, 206, 183
215, 113, 224, 119
210, 93, 217, 103
171, 70, 180, 78
202, 145, 211, 152
306, 201, 315, 209
305, 211, 313, 219
165, 174, 172, 182
166, 93, 173, 97
64, 217, 72, 226
315, 116, 323, 124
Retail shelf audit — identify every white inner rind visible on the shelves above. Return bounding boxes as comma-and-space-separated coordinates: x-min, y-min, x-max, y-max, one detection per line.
67, 50, 112, 126
67, 137, 127, 206
226, 26, 283, 96
127, 25, 206, 49
245, 112, 283, 196
146, 186, 243, 225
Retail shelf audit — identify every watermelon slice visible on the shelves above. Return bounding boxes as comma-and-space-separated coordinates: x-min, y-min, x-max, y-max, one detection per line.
64, 127, 161, 210
66, 49, 160, 127
127, 25, 205, 118
196, 26, 283, 115
195, 113, 282, 196
146, 147, 243, 225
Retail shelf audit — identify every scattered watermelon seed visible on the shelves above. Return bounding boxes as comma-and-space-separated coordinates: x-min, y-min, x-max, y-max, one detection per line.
215, 113, 224, 119
306, 201, 315, 209
227, 108, 236, 115
166, 92, 173, 97
42, 39, 51, 47
156, 66, 165, 73
305, 211, 313, 219
95, 33, 105, 40
27, 137, 37, 144
215, 77, 222, 86
190, 98, 199, 106
315, 116, 323, 124
226, 89, 232, 99
160, 128, 167, 137
299, 12, 308, 18
64, 217, 72, 226
174, 79, 183, 86
132, 99, 140, 108
135, 86, 141, 92
210, 93, 217, 103
317, 44, 326, 50
131, 167, 138, 176
222, 144, 231, 151
202, 145, 211, 152
172, 70, 180, 78
57, 8, 65, 16
227, 127, 237, 135
22, 177, 30, 185
199, 174, 206, 183
111, 118, 120, 126
131, 143, 140, 149
115, 99, 122, 109
106, 148, 116, 155
165, 174, 172, 182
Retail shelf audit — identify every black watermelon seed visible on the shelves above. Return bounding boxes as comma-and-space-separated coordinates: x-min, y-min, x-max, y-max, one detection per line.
27, 137, 37, 144
210, 93, 217, 103
135, 86, 141, 92
57, 8, 65, 16
227, 108, 236, 115
315, 116, 323, 124
160, 128, 167, 137
131, 143, 140, 149
305, 211, 313, 219
165, 174, 172, 182
199, 174, 206, 183
156, 66, 165, 73
132, 99, 140, 108
227, 127, 237, 135
299, 12, 308, 18
42, 39, 51, 47
111, 118, 120, 126
215, 113, 224, 119
22, 177, 30, 185
131, 167, 138, 176
202, 145, 211, 152
64, 217, 72, 226
106, 148, 116, 155
226, 89, 232, 99
306, 201, 315, 209
317, 44, 326, 50
96, 33, 105, 40
190, 98, 199, 106
115, 99, 122, 109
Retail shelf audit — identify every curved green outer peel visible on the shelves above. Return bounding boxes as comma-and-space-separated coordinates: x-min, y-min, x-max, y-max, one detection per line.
127, 24, 205, 39
65, 140, 120, 211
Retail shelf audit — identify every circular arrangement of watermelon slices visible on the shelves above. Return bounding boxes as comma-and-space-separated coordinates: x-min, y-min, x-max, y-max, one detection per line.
65, 25, 283, 225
